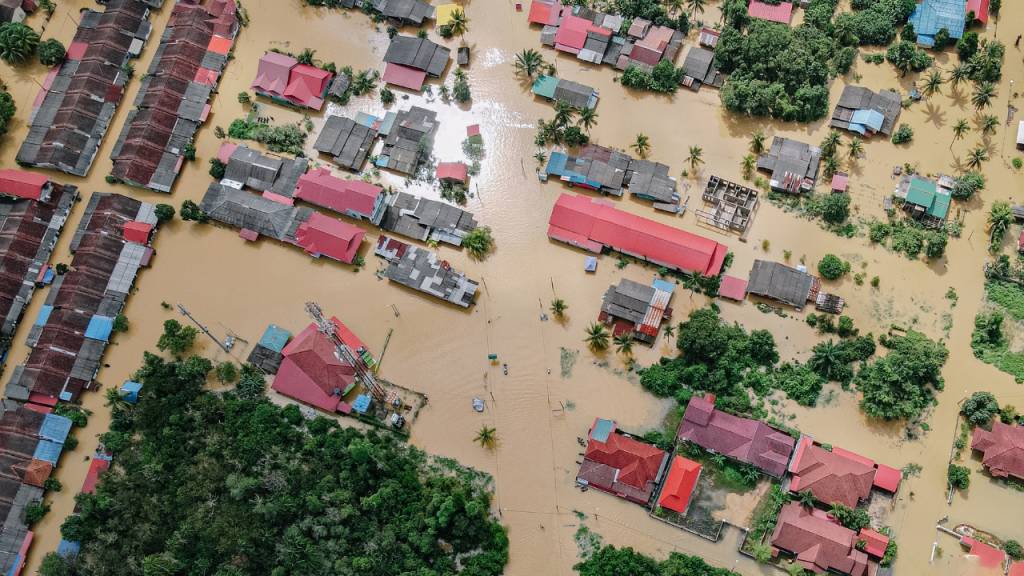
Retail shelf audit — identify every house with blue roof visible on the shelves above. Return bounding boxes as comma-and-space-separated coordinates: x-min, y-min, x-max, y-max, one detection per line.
908, 0, 966, 47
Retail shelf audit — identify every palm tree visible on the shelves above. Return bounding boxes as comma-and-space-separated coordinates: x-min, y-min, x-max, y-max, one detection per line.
847, 137, 863, 161
980, 114, 999, 136
534, 150, 547, 166
971, 82, 996, 110
951, 118, 970, 148
797, 490, 816, 509
988, 201, 1012, 253
922, 69, 944, 97
577, 107, 598, 132
584, 323, 610, 351
550, 298, 568, 318
614, 333, 634, 356
741, 154, 756, 180
947, 63, 968, 88
463, 226, 493, 260
296, 48, 318, 66
686, 0, 707, 17
475, 426, 497, 449
448, 9, 469, 38
823, 155, 841, 178
687, 145, 704, 173
514, 49, 545, 78
662, 323, 676, 339
631, 133, 650, 158
821, 130, 841, 158
750, 130, 766, 154
808, 340, 844, 381
0, 22, 40, 65
666, 0, 684, 16
967, 146, 989, 169
553, 101, 575, 128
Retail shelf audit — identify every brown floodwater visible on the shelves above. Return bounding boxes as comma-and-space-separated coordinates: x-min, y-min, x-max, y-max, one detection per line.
2, 0, 1024, 574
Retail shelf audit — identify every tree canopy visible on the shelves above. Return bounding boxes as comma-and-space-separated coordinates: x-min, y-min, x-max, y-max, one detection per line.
574, 544, 737, 576
856, 330, 948, 420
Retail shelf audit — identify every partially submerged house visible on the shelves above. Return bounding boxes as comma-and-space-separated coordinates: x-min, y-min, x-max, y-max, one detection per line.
656, 456, 702, 515
598, 278, 674, 344
436, 162, 469, 186
382, 35, 450, 91
0, 0, 29, 23
16, 0, 153, 176
677, 395, 795, 477
374, 191, 478, 246
374, 236, 479, 308
247, 324, 292, 374
531, 75, 599, 110
699, 176, 758, 233
293, 167, 385, 221
313, 115, 378, 172
894, 174, 952, 227
218, 143, 308, 198
680, 46, 723, 91
376, 106, 438, 175
576, 418, 669, 505
542, 145, 679, 210
371, 0, 434, 26
547, 193, 728, 277
251, 51, 333, 110
787, 437, 902, 508
271, 318, 371, 414
6, 193, 160, 407
972, 421, 1024, 481
746, 260, 820, 311
756, 137, 822, 194
110, 0, 240, 193
830, 86, 902, 137
908, 0, 966, 47
748, 0, 794, 24
770, 503, 876, 576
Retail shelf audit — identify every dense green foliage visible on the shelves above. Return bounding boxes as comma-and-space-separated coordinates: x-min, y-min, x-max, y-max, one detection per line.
820, 193, 850, 224
42, 351, 508, 576
156, 319, 198, 358
947, 463, 971, 489
574, 544, 736, 576
961, 391, 1000, 428
868, 219, 948, 259
463, 226, 494, 260
834, 0, 917, 46
885, 40, 932, 76
154, 204, 175, 223
619, 60, 683, 93
37, 38, 65, 67
1005, 540, 1023, 562
0, 89, 14, 137
180, 200, 208, 223
891, 124, 913, 144
830, 503, 871, 530
807, 336, 876, 386
951, 171, 985, 200
817, 254, 846, 280
610, 0, 690, 31
856, 330, 948, 420
227, 119, 307, 155
0, 22, 40, 65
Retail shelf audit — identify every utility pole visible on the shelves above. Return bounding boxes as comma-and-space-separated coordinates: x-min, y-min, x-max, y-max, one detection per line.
177, 304, 232, 353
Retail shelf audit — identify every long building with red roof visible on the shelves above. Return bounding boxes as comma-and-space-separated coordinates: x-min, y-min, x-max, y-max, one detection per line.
294, 167, 384, 221
576, 418, 668, 505
548, 193, 728, 277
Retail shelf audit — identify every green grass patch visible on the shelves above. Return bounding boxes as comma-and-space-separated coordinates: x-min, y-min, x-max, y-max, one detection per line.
986, 281, 1024, 321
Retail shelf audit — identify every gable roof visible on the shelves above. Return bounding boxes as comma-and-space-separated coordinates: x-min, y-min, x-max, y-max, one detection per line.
436, 162, 468, 183
579, 419, 668, 503
383, 35, 450, 77
972, 421, 1024, 480
967, 0, 990, 23
252, 51, 296, 95
677, 396, 795, 477
294, 168, 382, 218
0, 170, 48, 200
748, 0, 793, 24
282, 64, 331, 110
771, 503, 872, 576
746, 260, 815, 308
271, 319, 366, 412
294, 213, 363, 264
788, 438, 876, 508
657, 456, 701, 513
909, 0, 966, 45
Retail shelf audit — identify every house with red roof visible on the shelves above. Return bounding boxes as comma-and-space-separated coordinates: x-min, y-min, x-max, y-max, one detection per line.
656, 456, 701, 514
527, 0, 561, 25
577, 418, 669, 505
676, 395, 795, 477
788, 438, 876, 508
1011, 560, 1024, 576
858, 528, 890, 560
436, 162, 468, 185
771, 503, 876, 576
252, 52, 333, 110
960, 536, 1006, 569
271, 318, 368, 414
294, 168, 384, 221
0, 170, 50, 201
967, 0, 990, 23
748, 0, 793, 25
295, 213, 364, 264
122, 221, 154, 245
972, 421, 1024, 481
547, 193, 729, 277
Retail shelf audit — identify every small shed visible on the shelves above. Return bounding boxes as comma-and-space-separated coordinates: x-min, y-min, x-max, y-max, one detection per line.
831, 173, 849, 194
120, 381, 143, 404
123, 221, 153, 244
1017, 120, 1024, 150
85, 315, 114, 342
352, 394, 373, 414
719, 275, 748, 302
457, 46, 470, 66
584, 256, 598, 272
437, 162, 469, 185
258, 324, 292, 353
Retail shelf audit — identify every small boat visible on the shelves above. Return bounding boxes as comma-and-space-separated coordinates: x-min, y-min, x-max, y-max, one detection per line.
472, 397, 485, 412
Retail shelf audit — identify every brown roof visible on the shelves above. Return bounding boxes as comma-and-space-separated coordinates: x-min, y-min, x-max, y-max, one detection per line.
771, 503, 875, 576
789, 439, 876, 508
677, 396, 795, 477
21, 459, 53, 488
972, 422, 1024, 480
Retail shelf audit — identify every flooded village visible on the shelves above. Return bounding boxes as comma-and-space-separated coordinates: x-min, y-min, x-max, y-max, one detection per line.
0, 0, 1023, 574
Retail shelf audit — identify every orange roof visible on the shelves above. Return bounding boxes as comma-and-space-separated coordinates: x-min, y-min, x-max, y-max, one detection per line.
207, 35, 233, 55
858, 528, 889, 559
657, 456, 701, 513
22, 459, 53, 488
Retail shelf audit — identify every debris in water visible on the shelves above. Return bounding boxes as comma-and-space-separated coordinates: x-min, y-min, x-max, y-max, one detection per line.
560, 347, 578, 378
472, 397, 485, 412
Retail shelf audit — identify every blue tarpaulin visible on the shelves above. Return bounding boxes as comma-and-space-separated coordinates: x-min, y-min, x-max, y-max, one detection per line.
40, 413, 72, 443
35, 305, 52, 326
120, 381, 143, 404
33, 439, 63, 465
352, 394, 372, 414
57, 540, 81, 558
850, 109, 885, 132
652, 278, 676, 294
258, 324, 291, 353
85, 315, 114, 342
42, 268, 55, 285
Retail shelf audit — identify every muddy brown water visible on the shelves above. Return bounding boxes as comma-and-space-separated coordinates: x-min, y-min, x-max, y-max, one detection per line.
2, 0, 1024, 574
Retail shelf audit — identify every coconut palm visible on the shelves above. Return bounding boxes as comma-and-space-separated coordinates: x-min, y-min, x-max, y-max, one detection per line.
807, 340, 844, 381
297, 48, 318, 66
577, 107, 598, 132
687, 0, 707, 17
823, 155, 841, 178
448, 9, 469, 38
553, 101, 575, 128
666, 0, 684, 16
662, 323, 676, 339
514, 48, 545, 78
988, 201, 1012, 253
820, 130, 841, 158
614, 333, 634, 356
463, 226, 493, 260
947, 63, 968, 88
0, 22, 40, 65
951, 118, 970, 148
971, 82, 996, 110
847, 137, 863, 161
475, 425, 497, 449
980, 114, 999, 136
922, 69, 944, 97
631, 133, 650, 158
967, 146, 989, 169
741, 154, 756, 180
534, 150, 547, 165
584, 323, 610, 351
750, 130, 766, 154
798, 490, 816, 509
687, 145, 704, 173
550, 298, 568, 318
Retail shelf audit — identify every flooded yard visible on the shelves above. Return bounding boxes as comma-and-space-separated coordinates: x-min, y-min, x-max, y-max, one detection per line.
1, 0, 1024, 574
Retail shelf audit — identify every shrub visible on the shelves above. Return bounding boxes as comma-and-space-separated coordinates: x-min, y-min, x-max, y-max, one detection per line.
24, 501, 49, 526
379, 86, 395, 105
818, 254, 846, 280
951, 171, 984, 200
961, 391, 1000, 427
208, 158, 226, 179
947, 463, 970, 489
180, 200, 208, 223
37, 38, 65, 66
821, 193, 851, 224
1006, 540, 1023, 561
155, 204, 175, 223
891, 124, 914, 144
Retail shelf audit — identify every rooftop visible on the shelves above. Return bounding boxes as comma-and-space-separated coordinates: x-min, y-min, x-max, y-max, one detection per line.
788, 438, 875, 508
972, 421, 1024, 481
578, 418, 668, 505
756, 137, 821, 194
677, 396, 795, 477
771, 503, 873, 576
656, 456, 701, 514
746, 260, 817, 309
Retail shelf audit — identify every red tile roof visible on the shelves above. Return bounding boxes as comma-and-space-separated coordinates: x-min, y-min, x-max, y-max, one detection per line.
282, 64, 332, 110
22, 459, 52, 488
858, 528, 889, 559
748, 0, 793, 24
719, 275, 748, 301
548, 194, 729, 277
771, 503, 873, 576
554, 14, 610, 53
788, 438, 875, 508
657, 456, 701, 513
294, 168, 383, 218
677, 396, 795, 477
972, 421, 1024, 481
871, 464, 901, 493
383, 62, 428, 91
252, 52, 296, 95
0, 170, 48, 200
578, 419, 667, 504
295, 213, 364, 264
271, 319, 365, 413
831, 173, 849, 192
81, 457, 110, 494
436, 162, 468, 184
961, 537, 1006, 569
1010, 560, 1024, 576
527, 0, 560, 25
967, 0, 990, 23
122, 221, 153, 245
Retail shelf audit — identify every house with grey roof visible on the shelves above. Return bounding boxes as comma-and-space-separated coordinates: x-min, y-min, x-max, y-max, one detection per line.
531, 75, 599, 110
625, 159, 679, 210
680, 46, 723, 91
220, 145, 308, 197
383, 35, 450, 77
314, 115, 378, 171
376, 106, 438, 175
200, 183, 310, 243
374, 191, 478, 246
375, 236, 478, 308
756, 137, 821, 194
746, 260, 819, 310
598, 278, 674, 344
371, 0, 435, 26
830, 86, 902, 137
